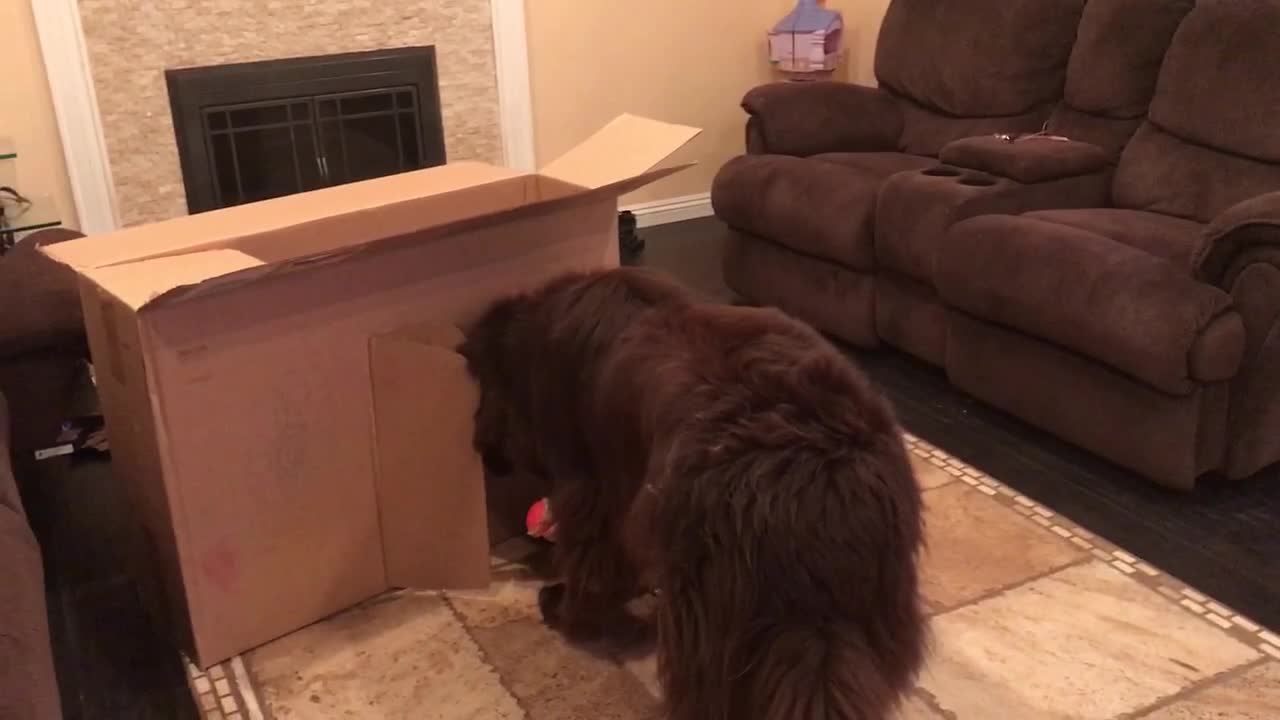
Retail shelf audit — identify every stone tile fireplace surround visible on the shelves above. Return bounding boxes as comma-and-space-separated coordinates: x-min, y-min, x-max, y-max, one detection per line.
77, 0, 504, 227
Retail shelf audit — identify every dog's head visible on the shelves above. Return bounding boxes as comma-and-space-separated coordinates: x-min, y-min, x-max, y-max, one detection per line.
459, 297, 533, 477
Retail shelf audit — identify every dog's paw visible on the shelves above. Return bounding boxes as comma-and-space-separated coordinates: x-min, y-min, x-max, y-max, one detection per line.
538, 583, 566, 626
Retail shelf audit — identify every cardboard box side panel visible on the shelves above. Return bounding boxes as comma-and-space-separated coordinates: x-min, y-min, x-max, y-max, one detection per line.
77, 279, 199, 657
142, 308, 390, 667
369, 336, 489, 589
42, 162, 526, 271
139, 198, 620, 665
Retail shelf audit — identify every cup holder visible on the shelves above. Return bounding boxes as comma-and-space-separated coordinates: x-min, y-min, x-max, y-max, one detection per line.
922, 166, 963, 177
958, 175, 998, 187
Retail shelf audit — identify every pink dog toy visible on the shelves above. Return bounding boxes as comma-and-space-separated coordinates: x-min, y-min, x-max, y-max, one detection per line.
526, 498, 558, 542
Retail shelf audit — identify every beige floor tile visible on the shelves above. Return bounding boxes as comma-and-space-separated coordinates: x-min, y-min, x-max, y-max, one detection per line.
920, 561, 1261, 720
920, 482, 1086, 612
912, 454, 957, 490
246, 592, 523, 719
1136, 661, 1280, 719
468, 618, 662, 720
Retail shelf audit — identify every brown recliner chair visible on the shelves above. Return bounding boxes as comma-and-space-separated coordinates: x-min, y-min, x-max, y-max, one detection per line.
711, 0, 1087, 345
873, 0, 1193, 364
934, 0, 1280, 488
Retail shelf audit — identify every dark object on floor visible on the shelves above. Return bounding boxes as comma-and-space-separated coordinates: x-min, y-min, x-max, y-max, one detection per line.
638, 214, 1280, 632
618, 210, 644, 258
34, 414, 109, 462
23, 454, 200, 720
0, 392, 63, 720
460, 267, 925, 720
713, 0, 1280, 490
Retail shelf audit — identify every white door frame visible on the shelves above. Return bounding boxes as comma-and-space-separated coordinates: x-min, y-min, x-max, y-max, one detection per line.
30, 0, 537, 234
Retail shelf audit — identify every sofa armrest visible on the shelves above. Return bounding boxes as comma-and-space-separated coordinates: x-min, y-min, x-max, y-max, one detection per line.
1196, 191, 1280, 286
938, 135, 1111, 184
742, 81, 903, 157
1192, 191, 1280, 478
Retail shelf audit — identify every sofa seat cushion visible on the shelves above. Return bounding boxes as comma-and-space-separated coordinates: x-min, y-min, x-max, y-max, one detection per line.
1023, 208, 1205, 269
712, 152, 927, 270
938, 214, 1245, 395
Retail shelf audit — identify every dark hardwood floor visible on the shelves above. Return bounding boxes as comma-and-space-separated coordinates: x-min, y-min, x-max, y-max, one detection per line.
19, 372, 197, 720
634, 216, 1280, 632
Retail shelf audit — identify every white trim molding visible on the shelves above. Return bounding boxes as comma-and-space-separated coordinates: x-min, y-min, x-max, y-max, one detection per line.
623, 193, 714, 228
490, 0, 537, 172
31, 0, 121, 235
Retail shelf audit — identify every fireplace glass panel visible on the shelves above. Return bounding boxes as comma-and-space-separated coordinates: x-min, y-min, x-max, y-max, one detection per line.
168, 48, 446, 213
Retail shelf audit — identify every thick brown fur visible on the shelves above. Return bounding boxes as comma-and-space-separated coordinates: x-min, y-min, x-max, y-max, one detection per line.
459, 267, 926, 720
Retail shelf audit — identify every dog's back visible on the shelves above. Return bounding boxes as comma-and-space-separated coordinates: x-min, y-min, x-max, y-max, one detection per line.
624, 304, 926, 720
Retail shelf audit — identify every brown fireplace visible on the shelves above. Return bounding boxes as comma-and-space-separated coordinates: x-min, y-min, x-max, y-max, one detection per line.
165, 47, 447, 214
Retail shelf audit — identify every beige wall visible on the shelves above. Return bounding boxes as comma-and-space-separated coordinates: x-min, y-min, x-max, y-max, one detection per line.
826, 0, 892, 86
3, 0, 893, 228
0, 0, 78, 230
526, 0, 890, 204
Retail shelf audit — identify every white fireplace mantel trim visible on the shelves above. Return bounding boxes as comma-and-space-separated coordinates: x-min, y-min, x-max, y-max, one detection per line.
31, 0, 121, 235
491, 0, 537, 172
32, 0, 537, 234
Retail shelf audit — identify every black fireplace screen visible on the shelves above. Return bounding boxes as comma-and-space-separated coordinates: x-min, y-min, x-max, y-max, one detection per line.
167, 48, 446, 214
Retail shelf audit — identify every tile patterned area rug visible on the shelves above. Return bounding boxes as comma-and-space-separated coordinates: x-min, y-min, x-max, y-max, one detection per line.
190, 436, 1280, 720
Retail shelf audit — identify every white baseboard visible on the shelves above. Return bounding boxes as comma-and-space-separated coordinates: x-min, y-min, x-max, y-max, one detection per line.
622, 193, 713, 228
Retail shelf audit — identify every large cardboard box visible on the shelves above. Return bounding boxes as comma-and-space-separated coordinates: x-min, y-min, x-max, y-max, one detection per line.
41, 115, 700, 667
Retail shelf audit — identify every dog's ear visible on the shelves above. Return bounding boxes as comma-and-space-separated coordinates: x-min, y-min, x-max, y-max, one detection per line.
459, 296, 523, 375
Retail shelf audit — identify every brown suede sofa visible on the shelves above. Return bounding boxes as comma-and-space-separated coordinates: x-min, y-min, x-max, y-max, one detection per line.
712, 0, 1280, 488
0, 227, 84, 719
1, 392, 63, 720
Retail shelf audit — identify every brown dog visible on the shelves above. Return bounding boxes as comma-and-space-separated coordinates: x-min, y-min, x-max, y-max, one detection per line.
459, 267, 926, 720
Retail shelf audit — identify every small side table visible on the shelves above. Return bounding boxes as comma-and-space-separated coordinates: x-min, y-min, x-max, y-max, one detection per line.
0, 195, 62, 255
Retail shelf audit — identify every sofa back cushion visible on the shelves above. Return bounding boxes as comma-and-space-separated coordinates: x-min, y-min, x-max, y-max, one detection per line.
874, 0, 1085, 155
1047, 0, 1193, 156
1114, 0, 1280, 221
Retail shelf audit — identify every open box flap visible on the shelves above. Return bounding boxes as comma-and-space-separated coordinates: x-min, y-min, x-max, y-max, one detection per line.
539, 114, 701, 190
88, 249, 269, 310
369, 324, 490, 589
107, 186, 613, 310
44, 114, 702, 310
40, 161, 528, 272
